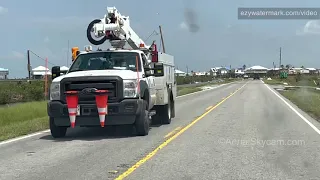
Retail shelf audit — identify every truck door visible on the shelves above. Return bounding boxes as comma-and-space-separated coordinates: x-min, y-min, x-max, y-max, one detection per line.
141, 54, 156, 106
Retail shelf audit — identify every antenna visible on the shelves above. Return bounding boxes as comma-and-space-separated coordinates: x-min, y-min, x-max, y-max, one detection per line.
279, 47, 282, 69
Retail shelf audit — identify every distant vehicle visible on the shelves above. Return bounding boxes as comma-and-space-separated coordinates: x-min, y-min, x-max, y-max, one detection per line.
253, 74, 260, 80
243, 75, 249, 79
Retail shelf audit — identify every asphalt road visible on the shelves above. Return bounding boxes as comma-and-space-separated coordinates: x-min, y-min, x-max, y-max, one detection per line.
1, 80, 320, 180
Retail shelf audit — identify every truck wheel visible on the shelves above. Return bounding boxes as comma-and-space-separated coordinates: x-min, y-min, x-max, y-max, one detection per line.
161, 100, 172, 124
135, 100, 150, 136
49, 117, 67, 138
152, 95, 172, 125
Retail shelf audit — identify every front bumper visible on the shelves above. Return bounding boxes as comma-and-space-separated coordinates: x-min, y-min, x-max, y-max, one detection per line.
47, 99, 144, 127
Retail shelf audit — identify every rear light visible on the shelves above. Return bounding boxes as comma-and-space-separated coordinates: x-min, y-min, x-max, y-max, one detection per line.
151, 44, 158, 62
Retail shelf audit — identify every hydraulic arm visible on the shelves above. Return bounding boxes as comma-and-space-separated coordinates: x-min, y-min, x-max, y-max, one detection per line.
86, 7, 149, 49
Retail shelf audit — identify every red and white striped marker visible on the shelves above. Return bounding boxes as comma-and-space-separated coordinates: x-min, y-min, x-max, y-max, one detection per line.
65, 91, 79, 128
94, 90, 108, 127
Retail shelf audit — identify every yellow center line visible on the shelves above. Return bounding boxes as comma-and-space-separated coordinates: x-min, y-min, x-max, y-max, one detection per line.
164, 126, 182, 138
115, 83, 247, 180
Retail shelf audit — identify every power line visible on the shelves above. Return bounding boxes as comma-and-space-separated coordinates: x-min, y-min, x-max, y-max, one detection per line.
28, 50, 56, 66
144, 30, 159, 43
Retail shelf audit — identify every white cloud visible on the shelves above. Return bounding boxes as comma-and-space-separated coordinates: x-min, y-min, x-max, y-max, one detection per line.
12, 51, 25, 59
44, 36, 50, 43
179, 22, 188, 30
0, 6, 8, 15
297, 20, 320, 35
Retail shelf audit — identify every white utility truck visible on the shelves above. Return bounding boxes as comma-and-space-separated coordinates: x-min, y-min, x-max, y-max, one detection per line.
48, 7, 176, 138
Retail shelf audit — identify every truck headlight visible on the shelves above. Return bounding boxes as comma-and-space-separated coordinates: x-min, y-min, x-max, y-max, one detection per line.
123, 79, 138, 98
50, 82, 60, 100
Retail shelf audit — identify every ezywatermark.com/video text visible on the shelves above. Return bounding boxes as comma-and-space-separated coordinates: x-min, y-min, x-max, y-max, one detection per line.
238, 8, 320, 19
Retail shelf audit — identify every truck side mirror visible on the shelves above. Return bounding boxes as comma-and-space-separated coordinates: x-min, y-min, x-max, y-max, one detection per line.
145, 69, 152, 77
144, 63, 164, 77
52, 66, 61, 80
144, 65, 153, 77
153, 63, 164, 77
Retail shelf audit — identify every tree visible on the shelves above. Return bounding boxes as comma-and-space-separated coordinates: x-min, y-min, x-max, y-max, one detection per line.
301, 65, 305, 69
243, 64, 246, 70
285, 64, 290, 69
280, 64, 284, 69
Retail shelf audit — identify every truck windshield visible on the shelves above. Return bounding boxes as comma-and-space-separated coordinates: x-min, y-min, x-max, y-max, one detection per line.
68, 52, 142, 73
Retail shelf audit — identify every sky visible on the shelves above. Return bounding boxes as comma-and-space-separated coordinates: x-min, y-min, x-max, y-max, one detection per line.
1, 0, 320, 78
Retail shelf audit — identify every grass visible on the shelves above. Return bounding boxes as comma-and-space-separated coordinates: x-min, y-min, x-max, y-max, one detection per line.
264, 76, 320, 87
177, 86, 202, 96
279, 88, 320, 121
263, 78, 286, 85
0, 101, 48, 141
177, 78, 239, 96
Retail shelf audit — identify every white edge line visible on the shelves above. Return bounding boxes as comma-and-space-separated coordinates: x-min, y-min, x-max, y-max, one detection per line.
0, 130, 50, 146
264, 82, 320, 135
0, 81, 239, 146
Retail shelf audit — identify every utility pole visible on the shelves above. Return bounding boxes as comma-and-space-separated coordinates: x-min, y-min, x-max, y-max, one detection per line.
159, 25, 166, 53
279, 47, 282, 69
27, 50, 31, 79
186, 65, 189, 76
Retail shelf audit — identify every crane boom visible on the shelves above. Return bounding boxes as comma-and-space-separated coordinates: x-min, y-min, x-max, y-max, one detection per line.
88, 7, 150, 50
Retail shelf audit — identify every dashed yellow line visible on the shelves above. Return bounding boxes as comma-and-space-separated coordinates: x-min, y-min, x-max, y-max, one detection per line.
205, 106, 213, 111
115, 83, 247, 180
164, 127, 182, 138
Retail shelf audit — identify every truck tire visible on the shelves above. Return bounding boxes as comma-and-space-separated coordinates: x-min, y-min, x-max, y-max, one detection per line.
161, 100, 172, 124
49, 117, 67, 138
135, 100, 150, 136
152, 94, 172, 125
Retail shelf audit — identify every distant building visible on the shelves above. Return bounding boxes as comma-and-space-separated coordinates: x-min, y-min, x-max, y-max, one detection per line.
245, 65, 268, 74
60, 66, 69, 75
194, 72, 207, 76
0, 67, 9, 79
288, 68, 309, 75
234, 68, 244, 77
306, 68, 317, 74
32, 66, 51, 79
175, 69, 186, 77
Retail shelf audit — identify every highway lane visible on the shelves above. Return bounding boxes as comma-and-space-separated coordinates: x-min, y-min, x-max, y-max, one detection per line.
126, 80, 320, 180
0, 80, 244, 180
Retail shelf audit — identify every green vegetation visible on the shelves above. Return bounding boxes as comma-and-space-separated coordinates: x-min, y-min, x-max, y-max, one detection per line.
279, 88, 320, 121
0, 101, 48, 141
0, 76, 237, 105
177, 87, 202, 96
176, 75, 213, 85
177, 78, 239, 96
0, 80, 49, 105
264, 75, 320, 87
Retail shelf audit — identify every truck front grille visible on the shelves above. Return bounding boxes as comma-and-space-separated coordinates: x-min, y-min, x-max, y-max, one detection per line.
60, 76, 123, 104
